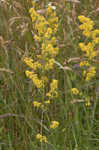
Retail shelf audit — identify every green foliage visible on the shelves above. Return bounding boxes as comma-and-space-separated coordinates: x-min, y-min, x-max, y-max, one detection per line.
0, 0, 99, 150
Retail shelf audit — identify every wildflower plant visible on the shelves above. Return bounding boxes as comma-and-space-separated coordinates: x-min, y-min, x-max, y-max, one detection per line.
24, 1, 60, 147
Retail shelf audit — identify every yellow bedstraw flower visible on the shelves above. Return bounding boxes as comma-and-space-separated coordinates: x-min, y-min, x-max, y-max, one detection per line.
45, 100, 50, 104
83, 70, 87, 77
34, 35, 41, 42
35, 21, 49, 36
72, 88, 79, 95
33, 101, 41, 108
25, 71, 43, 88
25, 70, 34, 79
44, 27, 53, 39
40, 136, 48, 143
80, 61, 90, 67
32, 74, 43, 88
29, 7, 39, 22
79, 43, 86, 52
47, 5, 53, 14
91, 29, 99, 39
24, 58, 42, 70
47, 6, 58, 33
51, 37, 56, 45
32, 61, 42, 70
50, 121, 59, 129
85, 100, 91, 107
45, 58, 54, 70
79, 42, 97, 60
36, 134, 48, 143
24, 57, 34, 69
85, 97, 91, 107
50, 79, 58, 91
78, 16, 94, 37
85, 66, 96, 81
41, 76, 48, 84
46, 79, 58, 98
36, 133, 42, 139
78, 15, 92, 23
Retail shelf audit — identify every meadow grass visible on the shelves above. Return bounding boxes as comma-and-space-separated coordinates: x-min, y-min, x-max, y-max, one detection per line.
0, 0, 99, 150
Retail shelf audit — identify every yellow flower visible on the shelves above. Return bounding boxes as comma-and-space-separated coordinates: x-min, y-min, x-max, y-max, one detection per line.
78, 16, 94, 32
93, 38, 99, 44
44, 27, 53, 39
91, 29, 99, 39
85, 100, 91, 107
36, 134, 48, 143
24, 57, 34, 69
51, 37, 56, 45
46, 92, 51, 97
25, 71, 43, 88
45, 59, 54, 70
32, 61, 42, 70
79, 43, 86, 51
50, 121, 59, 129
85, 97, 91, 107
78, 15, 90, 23
47, 6, 53, 14
72, 88, 79, 95
41, 76, 48, 84
29, 8, 39, 22
80, 61, 90, 67
32, 75, 43, 88
24, 58, 42, 70
36, 133, 42, 139
25, 70, 34, 79
82, 30, 91, 37
45, 100, 50, 104
33, 101, 41, 108
34, 35, 41, 41
82, 70, 86, 77
79, 42, 97, 60
85, 66, 96, 81
50, 79, 58, 91
46, 79, 58, 98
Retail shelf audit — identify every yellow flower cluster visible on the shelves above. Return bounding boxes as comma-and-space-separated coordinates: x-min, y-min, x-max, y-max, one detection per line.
82, 68, 96, 81
85, 66, 96, 81
41, 43, 59, 57
78, 16, 99, 60
29, 4, 59, 64
72, 88, 79, 95
47, 6, 59, 33
33, 101, 41, 108
36, 133, 48, 143
85, 97, 91, 107
44, 58, 54, 70
25, 70, 43, 88
24, 58, 42, 70
78, 15, 94, 37
78, 16, 98, 82
33, 100, 50, 109
24, 4, 59, 91
50, 121, 59, 129
80, 61, 90, 67
46, 79, 58, 98
79, 42, 97, 60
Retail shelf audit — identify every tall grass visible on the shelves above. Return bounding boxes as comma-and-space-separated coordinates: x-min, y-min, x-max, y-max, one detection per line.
0, 0, 99, 150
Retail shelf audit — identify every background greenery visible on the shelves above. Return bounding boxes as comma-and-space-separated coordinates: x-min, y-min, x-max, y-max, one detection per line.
0, 0, 99, 149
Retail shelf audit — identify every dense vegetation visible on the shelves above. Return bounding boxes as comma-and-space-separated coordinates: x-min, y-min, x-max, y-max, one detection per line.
0, 0, 99, 150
